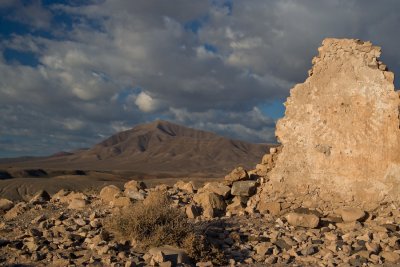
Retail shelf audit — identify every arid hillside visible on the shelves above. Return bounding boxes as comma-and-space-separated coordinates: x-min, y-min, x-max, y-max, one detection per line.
0, 120, 272, 177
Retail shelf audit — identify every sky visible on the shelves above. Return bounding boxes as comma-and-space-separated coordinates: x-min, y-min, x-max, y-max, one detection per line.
1, 0, 400, 157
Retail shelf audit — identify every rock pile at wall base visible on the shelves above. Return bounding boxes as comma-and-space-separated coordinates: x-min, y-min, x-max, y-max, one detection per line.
261, 38, 400, 209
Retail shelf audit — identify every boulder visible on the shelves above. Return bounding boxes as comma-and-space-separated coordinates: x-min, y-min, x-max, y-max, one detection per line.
124, 180, 146, 191
257, 201, 281, 216
193, 192, 226, 217
226, 196, 246, 215
124, 189, 146, 200
286, 212, 320, 228
99, 185, 121, 202
337, 208, 366, 222
145, 246, 190, 266
185, 204, 202, 219
202, 182, 231, 198
174, 181, 195, 193
231, 181, 257, 197
0, 198, 13, 211
225, 167, 249, 185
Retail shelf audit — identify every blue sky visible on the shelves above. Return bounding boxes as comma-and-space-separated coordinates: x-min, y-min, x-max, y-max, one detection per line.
1, 0, 400, 157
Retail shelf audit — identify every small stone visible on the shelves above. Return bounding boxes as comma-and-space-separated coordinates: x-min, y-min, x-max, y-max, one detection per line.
74, 218, 86, 226
31, 214, 46, 224
68, 198, 87, 209
147, 246, 190, 265
196, 261, 213, 267
257, 201, 281, 216
286, 212, 320, 228
30, 190, 51, 204
365, 242, 380, 253
324, 232, 337, 241
337, 208, 365, 222
381, 251, 400, 263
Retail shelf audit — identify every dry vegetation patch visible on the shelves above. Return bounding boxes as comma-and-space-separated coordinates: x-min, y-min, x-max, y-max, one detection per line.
106, 191, 191, 249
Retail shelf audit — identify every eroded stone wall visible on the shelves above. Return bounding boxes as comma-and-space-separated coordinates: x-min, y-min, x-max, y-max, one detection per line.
267, 38, 400, 206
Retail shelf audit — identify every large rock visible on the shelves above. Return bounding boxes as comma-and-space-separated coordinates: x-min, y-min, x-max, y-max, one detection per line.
202, 182, 231, 198
193, 192, 226, 217
337, 208, 366, 222
225, 167, 249, 185
174, 180, 195, 193
0, 198, 13, 211
266, 38, 400, 206
99, 185, 121, 203
231, 181, 257, 197
286, 212, 320, 228
124, 180, 146, 191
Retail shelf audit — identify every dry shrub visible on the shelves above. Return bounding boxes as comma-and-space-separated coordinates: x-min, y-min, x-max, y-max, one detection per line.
181, 233, 226, 265
106, 190, 226, 264
105, 191, 192, 249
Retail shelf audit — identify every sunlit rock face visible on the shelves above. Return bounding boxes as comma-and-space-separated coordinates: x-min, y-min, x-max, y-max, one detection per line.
269, 38, 400, 206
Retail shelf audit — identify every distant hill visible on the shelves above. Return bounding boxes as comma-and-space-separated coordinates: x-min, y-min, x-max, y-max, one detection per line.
0, 120, 273, 177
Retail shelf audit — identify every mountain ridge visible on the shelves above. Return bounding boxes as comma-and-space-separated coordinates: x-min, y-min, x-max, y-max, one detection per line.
0, 120, 273, 177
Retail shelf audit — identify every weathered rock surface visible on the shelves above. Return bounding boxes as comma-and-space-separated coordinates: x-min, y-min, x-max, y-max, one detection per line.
267, 38, 400, 207
231, 181, 257, 197
286, 212, 320, 228
0, 198, 13, 211
337, 207, 366, 222
224, 167, 249, 185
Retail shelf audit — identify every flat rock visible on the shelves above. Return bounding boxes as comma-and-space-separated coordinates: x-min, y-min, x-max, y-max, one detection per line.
257, 201, 281, 216
381, 251, 400, 263
202, 182, 231, 198
286, 212, 320, 228
338, 208, 365, 222
225, 167, 249, 185
146, 246, 190, 265
231, 181, 257, 197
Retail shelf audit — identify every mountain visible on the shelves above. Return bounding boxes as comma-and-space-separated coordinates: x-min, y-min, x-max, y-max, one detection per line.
0, 120, 272, 177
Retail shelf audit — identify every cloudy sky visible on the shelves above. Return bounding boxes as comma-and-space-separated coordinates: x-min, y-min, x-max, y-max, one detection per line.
1, 0, 400, 157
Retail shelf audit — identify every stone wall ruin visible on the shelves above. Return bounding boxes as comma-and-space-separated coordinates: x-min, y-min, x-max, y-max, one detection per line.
263, 38, 400, 207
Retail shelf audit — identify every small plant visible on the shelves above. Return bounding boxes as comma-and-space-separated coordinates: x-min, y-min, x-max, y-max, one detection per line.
105, 190, 191, 249
182, 232, 226, 265
106, 190, 226, 264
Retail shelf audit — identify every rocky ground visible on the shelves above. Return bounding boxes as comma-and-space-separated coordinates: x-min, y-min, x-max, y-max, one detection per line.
1, 153, 400, 266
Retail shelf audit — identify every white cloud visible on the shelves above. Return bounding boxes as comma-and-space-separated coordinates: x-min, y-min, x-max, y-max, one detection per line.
62, 118, 84, 130
135, 91, 160, 113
